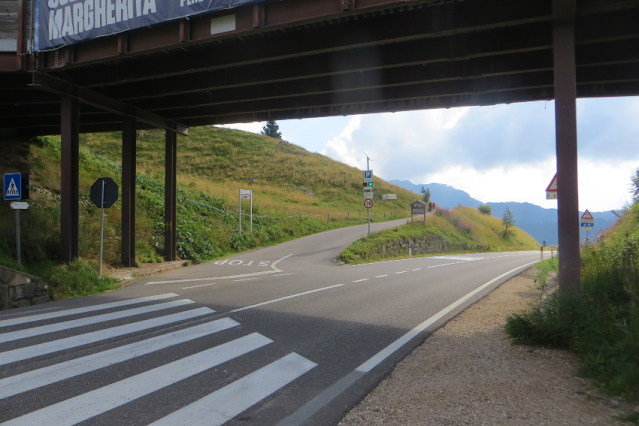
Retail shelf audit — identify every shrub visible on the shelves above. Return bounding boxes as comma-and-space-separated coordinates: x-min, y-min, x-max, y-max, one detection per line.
478, 205, 492, 215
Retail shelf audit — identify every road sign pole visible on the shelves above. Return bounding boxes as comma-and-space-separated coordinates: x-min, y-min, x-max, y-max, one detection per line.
250, 191, 253, 234
367, 208, 371, 238
99, 180, 105, 277
239, 190, 242, 237
15, 210, 21, 265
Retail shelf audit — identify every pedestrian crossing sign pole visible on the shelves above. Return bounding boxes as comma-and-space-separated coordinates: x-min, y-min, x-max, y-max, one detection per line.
5, 173, 29, 265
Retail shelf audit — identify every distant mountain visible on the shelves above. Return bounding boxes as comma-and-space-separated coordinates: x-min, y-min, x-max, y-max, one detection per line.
389, 179, 617, 245
389, 180, 483, 209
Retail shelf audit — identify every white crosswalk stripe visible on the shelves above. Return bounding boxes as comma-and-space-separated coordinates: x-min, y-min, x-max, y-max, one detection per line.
0, 307, 214, 366
0, 299, 194, 343
0, 317, 240, 399
150, 353, 317, 426
0, 293, 179, 328
0, 296, 317, 425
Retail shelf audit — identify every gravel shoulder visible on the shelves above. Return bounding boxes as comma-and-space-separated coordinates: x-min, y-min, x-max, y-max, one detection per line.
339, 268, 630, 426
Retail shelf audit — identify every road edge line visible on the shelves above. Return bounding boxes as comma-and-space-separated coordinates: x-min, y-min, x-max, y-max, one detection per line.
277, 259, 541, 426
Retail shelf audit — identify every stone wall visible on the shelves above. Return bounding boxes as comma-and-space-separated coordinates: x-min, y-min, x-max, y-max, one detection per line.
366, 234, 491, 259
0, 265, 49, 310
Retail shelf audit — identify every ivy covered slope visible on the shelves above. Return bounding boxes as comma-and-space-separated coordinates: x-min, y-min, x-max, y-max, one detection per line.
0, 127, 419, 270
339, 206, 539, 263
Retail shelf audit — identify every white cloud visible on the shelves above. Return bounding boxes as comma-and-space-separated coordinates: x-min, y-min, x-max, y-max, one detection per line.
421, 158, 635, 212
320, 116, 365, 168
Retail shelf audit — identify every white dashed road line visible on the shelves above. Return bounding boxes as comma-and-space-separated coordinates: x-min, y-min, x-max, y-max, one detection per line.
375, 275, 388, 278
352, 279, 369, 283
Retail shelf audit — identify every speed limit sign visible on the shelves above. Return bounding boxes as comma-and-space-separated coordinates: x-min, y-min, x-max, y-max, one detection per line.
364, 199, 374, 209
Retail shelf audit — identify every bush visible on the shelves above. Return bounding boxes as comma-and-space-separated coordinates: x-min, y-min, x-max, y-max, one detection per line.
505, 235, 639, 397
478, 205, 492, 215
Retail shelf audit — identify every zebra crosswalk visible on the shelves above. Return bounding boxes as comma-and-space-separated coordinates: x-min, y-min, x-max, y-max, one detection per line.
0, 293, 317, 425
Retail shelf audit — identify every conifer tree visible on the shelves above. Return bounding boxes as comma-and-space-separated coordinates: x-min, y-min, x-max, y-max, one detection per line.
501, 206, 516, 238
261, 120, 282, 139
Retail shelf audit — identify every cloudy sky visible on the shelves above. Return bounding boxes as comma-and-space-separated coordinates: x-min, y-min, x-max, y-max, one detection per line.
223, 97, 639, 212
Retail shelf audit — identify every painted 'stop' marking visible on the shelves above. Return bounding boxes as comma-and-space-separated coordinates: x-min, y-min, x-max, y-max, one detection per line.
146, 254, 294, 285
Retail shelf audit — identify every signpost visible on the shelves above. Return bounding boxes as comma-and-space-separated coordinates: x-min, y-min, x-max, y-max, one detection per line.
239, 189, 253, 235
5, 173, 29, 265
580, 209, 594, 242
382, 194, 397, 200
91, 178, 119, 276
410, 200, 427, 222
363, 169, 373, 238
546, 173, 558, 199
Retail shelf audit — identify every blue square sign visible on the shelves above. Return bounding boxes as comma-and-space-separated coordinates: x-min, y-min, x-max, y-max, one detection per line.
364, 171, 372, 179
4, 173, 22, 200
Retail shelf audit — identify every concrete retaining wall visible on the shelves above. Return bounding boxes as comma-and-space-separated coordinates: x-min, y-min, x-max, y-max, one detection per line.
366, 234, 491, 259
0, 265, 49, 310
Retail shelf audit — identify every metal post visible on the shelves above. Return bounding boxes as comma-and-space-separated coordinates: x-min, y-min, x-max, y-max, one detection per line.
250, 191, 253, 234
553, 0, 580, 291
164, 130, 177, 261
60, 95, 80, 262
367, 209, 371, 238
99, 180, 105, 276
239, 190, 242, 236
121, 116, 137, 267
15, 210, 21, 265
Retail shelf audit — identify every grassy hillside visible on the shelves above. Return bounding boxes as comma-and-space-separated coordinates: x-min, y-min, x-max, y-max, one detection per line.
80, 127, 417, 218
0, 127, 419, 272
339, 206, 539, 263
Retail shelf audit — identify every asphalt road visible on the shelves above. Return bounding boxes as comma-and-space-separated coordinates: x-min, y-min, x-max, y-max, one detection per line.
0, 219, 548, 425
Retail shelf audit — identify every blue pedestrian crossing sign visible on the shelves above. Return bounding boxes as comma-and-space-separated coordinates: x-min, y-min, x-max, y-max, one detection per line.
4, 173, 28, 201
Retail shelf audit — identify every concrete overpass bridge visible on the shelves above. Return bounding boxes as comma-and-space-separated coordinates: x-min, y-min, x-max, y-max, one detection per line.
1, 0, 639, 289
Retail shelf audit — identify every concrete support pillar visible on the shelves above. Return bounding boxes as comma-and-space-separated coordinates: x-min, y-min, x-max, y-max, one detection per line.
121, 117, 137, 267
60, 96, 80, 262
553, 0, 581, 291
164, 130, 177, 261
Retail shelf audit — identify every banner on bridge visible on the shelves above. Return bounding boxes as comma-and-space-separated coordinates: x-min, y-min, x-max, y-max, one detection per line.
35, 0, 267, 51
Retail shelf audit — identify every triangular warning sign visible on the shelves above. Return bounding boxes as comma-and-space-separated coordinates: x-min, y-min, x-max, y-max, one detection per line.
581, 210, 594, 220
545, 173, 557, 192
5, 178, 19, 197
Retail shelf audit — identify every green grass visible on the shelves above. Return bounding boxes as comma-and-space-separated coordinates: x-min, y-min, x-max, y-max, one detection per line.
505, 204, 639, 402
339, 205, 539, 263
532, 256, 559, 288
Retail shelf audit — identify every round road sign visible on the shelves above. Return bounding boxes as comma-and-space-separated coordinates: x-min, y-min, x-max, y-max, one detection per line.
364, 199, 374, 209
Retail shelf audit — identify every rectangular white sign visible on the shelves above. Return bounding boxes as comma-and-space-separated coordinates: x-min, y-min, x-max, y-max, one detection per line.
240, 189, 252, 199
10, 202, 29, 210
382, 194, 397, 200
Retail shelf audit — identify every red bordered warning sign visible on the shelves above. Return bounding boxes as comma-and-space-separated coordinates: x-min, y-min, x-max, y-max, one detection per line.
581, 210, 594, 220
545, 173, 557, 200
364, 199, 373, 209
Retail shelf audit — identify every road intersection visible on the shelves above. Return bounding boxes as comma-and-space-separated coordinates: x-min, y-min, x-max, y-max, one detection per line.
0, 219, 547, 425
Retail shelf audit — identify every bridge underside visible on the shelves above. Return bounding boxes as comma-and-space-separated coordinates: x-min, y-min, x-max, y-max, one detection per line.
1, 0, 638, 135
1, 0, 638, 288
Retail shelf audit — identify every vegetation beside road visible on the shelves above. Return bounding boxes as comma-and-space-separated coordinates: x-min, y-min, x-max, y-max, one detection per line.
339, 205, 539, 264
0, 127, 415, 300
506, 200, 639, 408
